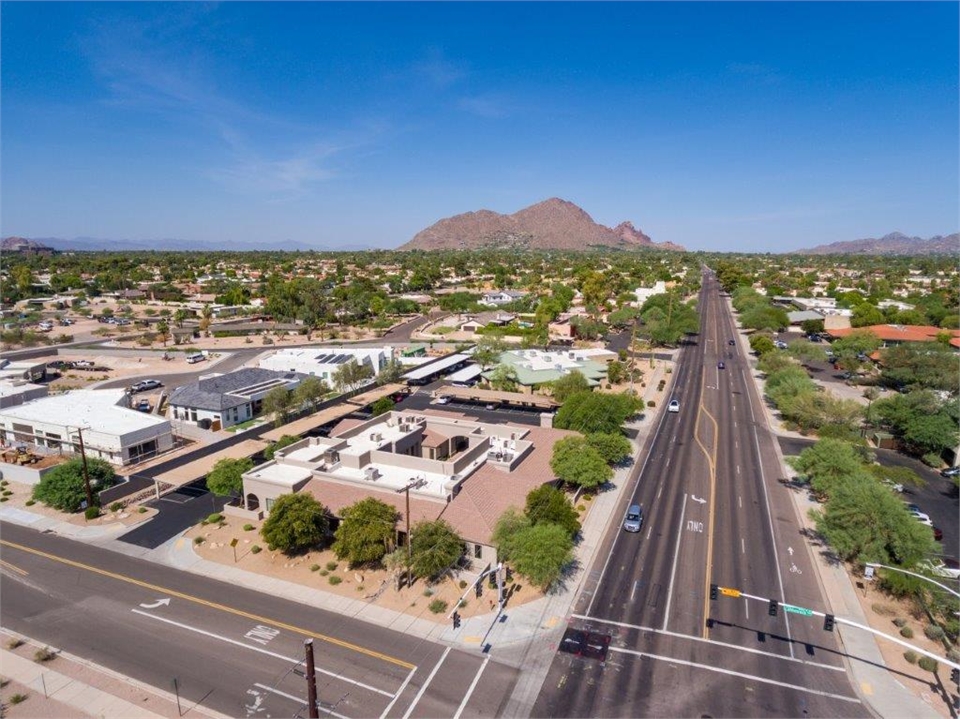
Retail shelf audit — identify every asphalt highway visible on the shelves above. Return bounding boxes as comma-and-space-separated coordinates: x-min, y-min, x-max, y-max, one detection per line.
531, 271, 866, 718
0, 522, 516, 719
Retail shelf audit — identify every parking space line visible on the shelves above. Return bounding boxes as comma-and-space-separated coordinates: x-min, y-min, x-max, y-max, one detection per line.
132, 610, 395, 697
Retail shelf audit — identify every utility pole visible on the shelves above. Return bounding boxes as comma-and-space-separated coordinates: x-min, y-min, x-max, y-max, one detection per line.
396, 477, 425, 589
304, 639, 319, 719
74, 427, 94, 510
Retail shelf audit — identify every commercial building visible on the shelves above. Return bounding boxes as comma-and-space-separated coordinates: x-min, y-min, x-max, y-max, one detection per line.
483, 348, 616, 390
0, 389, 173, 466
168, 368, 307, 430
259, 346, 393, 385
0, 380, 49, 409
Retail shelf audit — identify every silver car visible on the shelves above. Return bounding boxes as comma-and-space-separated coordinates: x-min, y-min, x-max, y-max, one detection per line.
623, 504, 643, 533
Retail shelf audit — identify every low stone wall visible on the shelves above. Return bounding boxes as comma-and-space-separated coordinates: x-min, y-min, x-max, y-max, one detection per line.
224, 503, 262, 521
0, 461, 56, 486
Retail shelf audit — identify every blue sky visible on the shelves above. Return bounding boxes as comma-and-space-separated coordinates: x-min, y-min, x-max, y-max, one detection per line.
2, 2, 957, 252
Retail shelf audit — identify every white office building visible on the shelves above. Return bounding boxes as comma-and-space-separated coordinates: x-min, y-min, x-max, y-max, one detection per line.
259, 346, 393, 385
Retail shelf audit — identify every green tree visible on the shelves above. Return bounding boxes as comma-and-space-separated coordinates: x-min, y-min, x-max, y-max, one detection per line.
879, 342, 960, 394
524, 484, 581, 537
376, 358, 406, 384
263, 386, 294, 426
487, 365, 519, 392
293, 376, 327, 411
749, 335, 776, 356
261, 493, 329, 554
206, 457, 253, 497
491, 507, 531, 562
554, 392, 642, 434
473, 335, 506, 369
606, 360, 627, 386
264, 434, 300, 460
586, 432, 632, 464
813, 479, 936, 566
550, 436, 613, 489
332, 497, 399, 566
786, 339, 827, 366
371, 396, 394, 416
333, 359, 375, 392
409, 519, 464, 579
788, 439, 869, 499
32, 457, 117, 512
156, 320, 170, 346
851, 303, 885, 328
551, 370, 591, 403
508, 523, 574, 590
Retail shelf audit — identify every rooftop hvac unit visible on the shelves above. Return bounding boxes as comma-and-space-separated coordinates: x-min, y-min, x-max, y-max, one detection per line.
364, 467, 379, 480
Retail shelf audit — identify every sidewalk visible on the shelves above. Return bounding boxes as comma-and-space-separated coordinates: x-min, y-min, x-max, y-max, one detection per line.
730, 302, 944, 719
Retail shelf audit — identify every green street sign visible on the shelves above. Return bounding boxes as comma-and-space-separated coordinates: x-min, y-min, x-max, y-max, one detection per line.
782, 604, 814, 616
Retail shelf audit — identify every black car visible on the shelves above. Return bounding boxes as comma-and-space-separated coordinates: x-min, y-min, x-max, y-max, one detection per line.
558, 628, 611, 662
940, 466, 960, 478
718, 361, 725, 369
728, 339, 736, 345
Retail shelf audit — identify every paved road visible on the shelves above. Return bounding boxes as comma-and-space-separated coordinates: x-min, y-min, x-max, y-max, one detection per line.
779, 436, 960, 564
0, 522, 517, 719
117, 481, 231, 549
532, 271, 865, 718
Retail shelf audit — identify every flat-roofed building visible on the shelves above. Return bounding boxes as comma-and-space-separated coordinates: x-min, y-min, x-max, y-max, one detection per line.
0, 389, 173, 465
259, 346, 393, 385
0, 380, 49, 409
484, 348, 615, 390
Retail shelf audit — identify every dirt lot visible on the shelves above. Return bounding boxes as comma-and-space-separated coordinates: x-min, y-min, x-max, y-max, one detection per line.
185, 516, 547, 624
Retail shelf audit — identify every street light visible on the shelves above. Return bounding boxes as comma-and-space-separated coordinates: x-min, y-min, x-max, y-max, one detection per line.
864, 562, 960, 599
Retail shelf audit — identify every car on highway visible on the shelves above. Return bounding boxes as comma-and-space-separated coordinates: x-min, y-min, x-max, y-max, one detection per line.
717, 361, 725, 369
919, 558, 960, 580
940, 466, 960, 478
622, 504, 643, 533
668, 399, 680, 413
130, 379, 162, 393
728, 339, 736, 345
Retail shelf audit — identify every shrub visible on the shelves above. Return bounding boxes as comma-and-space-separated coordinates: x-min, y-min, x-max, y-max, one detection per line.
320, 569, 329, 576
328, 575, 342, 585
899, 626, 913, 638
34, 646, 56, 662
325, 561, 338, 571
577, 504, 586, 512
946, 648, 960, 663
7, 638, 23, 649
903, 650, 918, 664
110, 502, 123, 512
194, 536, 205, 545
310, 564, 321, 572
206, 512, 224, 524
25, 499, 35, 506
2, 490, 12, 496
10, 693, 28, 705
1, 497, 8, 502
423, 588, 434, 597
138, 506, 147, 513
459, 580, 468, 589
647, 401, 656, 408
921, 453, 942, 468
917, 656, 938, 673
84, 506, 101, 520
923, 625, 946, 642
251, 545, 262, 554
243, 523, 255, 531
428, 599, 448, 614
892, 617, 907, 628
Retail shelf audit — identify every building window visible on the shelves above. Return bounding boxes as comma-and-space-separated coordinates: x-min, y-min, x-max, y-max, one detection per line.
473, 544, 483, 559
265, 497, 275, 512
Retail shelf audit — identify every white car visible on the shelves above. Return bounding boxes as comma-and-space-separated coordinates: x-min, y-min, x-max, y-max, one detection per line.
668, 399, 680, 413
907, 508, 931, 522
435, 396, 450, 405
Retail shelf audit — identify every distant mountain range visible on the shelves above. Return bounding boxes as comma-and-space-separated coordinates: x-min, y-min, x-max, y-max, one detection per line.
795, 232, 959, 256
399, 198, 684, 252
1, 235, 371, 252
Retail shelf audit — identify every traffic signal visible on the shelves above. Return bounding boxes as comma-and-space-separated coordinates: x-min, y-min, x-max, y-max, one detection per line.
505, 566, 513, 582
475, 582, 482, 598
768, 600, 778, 617
489, 572, 497, 589
710, 584, 719, 601
452, 612, 461, 629
823, 614, 835, 632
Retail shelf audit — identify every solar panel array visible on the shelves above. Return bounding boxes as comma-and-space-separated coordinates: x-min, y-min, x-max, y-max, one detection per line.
312, 353, 353, 364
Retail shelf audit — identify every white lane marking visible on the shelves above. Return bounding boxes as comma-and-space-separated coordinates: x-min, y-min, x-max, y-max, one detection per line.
452, 656, 490, 719
736, 465, 741, 476
609, 648, 860, 704
253, 683, 349, 719
645, 526, 653, 541
745, 392, 795, 658
741, 537, 745, 554
744, 597, 750, 620
379, 667, 417, 719
401, 646, 450, 719
631, 580, 639, 602
586, 380, 675, 617
657, 486, 663, 500
569, 613, 845, 672
662, 493, 688, 631
738, 495, 742, 509
131, 610, 394, 697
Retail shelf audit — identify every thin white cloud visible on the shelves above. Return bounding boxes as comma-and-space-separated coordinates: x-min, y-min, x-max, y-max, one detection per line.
458, 94, 509, 119
410, 48, 468, 89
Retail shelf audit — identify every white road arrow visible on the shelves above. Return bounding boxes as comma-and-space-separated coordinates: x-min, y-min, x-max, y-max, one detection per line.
690, 495, 707, 505
138, 598, 171, 609
788, 547, 794, 556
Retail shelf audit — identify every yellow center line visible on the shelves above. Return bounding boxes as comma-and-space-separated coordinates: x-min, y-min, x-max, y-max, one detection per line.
0, 558, 29, 576
0, 539, 414, 669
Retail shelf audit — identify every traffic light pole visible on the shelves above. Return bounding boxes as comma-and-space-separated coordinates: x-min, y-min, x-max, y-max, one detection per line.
711, 585, 960, 672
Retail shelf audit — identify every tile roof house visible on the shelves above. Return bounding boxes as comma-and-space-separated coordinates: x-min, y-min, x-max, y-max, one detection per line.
827, 324, 960, 350
168, 367, 307, 430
